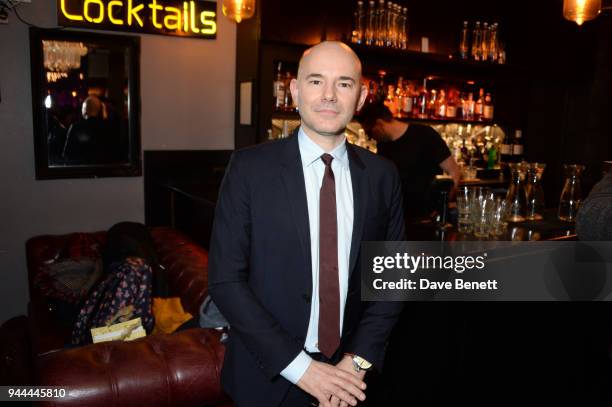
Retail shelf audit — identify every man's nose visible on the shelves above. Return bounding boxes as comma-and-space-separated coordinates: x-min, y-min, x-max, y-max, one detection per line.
322, 83, 337, 102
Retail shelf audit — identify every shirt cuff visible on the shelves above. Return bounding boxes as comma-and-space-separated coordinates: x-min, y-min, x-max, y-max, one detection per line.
280, 351, 313, 384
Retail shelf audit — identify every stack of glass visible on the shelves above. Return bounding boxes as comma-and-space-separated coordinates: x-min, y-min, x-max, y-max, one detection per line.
457, 186, 508, 238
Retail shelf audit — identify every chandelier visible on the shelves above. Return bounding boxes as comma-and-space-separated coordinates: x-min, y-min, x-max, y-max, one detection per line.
43, 40, 88, 74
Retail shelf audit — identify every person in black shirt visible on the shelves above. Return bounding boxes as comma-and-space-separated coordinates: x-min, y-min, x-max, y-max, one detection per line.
357, 102, 461, 220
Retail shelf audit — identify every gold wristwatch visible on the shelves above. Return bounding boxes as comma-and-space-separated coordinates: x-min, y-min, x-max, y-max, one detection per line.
346, 353, 373, 372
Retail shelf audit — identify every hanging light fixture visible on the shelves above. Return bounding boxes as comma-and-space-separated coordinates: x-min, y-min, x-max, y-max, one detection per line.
563, 0, 602, 25
222, 0, 255, 23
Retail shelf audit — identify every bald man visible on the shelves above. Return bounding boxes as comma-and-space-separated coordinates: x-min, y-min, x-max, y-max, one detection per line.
209, 41, 405, 407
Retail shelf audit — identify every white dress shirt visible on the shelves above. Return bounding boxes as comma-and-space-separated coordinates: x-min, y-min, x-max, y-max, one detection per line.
280, 127, 354, 384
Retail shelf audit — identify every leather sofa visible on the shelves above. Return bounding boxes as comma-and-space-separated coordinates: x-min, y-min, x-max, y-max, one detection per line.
26, 227, 232, 406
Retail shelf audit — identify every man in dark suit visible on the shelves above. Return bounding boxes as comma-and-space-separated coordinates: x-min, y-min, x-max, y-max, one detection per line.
209, 41, 405, 407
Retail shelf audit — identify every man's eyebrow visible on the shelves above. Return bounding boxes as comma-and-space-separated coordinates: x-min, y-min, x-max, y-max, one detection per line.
304, 74, 357, 83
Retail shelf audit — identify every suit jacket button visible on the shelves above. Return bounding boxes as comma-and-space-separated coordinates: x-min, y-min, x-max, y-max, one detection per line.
302, 293, 311, 303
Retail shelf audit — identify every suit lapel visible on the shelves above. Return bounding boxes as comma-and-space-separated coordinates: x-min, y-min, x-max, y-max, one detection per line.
279, 131, 312, 289
347, 143, 368, 277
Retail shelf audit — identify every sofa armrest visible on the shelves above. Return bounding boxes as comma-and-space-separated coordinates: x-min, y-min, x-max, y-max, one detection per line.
36, 328, 229, 407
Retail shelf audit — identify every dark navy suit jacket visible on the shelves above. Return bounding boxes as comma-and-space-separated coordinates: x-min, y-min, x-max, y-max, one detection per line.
208, 131, 406, 406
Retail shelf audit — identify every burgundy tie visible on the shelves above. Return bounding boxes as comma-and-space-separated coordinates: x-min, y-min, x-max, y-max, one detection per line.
318, 153, 340, 359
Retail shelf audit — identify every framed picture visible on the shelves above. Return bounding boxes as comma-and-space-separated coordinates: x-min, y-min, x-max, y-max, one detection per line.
30, 28, 141, 179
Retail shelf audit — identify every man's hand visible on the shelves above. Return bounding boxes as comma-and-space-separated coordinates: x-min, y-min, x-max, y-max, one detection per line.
296, 359, 366, 407
331, 355, 367, 407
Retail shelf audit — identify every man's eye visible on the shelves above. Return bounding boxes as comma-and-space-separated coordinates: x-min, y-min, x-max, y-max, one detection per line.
310, 80, 321, 85
339, 82, 353, 88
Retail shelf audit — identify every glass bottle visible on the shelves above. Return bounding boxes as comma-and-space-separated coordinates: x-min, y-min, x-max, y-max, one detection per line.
489, 23, 498, 62
505, 162, 528, 222
375, 0, 386, 47
273, 62, 285, 111
385, 2, 394, 48
459, 21, 469, 59
352, 1, 366, 44
475, 88, 485, 121
283, 72, 293, 111
558, 164, 586, 222
365, 1, 376, 46
525, 163, 546, 221
400, 7, 408, 50
472, 22, 482, 61
481, 22, 490, 62
394, 76, 404, 118
483, 92, 494, 120
417, 79, 429, 119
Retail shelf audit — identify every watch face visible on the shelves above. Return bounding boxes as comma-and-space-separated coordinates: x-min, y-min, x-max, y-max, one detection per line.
354, 356, 373, 370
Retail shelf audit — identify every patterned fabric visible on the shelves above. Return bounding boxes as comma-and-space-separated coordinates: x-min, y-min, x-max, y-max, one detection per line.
71, 257, 154, 346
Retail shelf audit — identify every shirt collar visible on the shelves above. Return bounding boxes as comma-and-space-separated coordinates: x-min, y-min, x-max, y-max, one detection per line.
298, 126, 349, 170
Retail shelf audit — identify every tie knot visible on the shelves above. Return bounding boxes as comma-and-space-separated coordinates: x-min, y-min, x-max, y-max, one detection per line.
321, 153, 334, 167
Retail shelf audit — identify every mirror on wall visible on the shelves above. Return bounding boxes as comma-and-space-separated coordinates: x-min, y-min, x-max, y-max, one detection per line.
30, 28, 141, 179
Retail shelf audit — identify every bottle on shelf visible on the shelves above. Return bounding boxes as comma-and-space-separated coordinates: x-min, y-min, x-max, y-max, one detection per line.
512, 130, 524, 162
366, 1, 376, 46
427, 89, 437, 118
394, 76, 404, 118
488, 23, 498, 62
483, 92, 494, 120
463, 92, 475, 120
273, 62, 285, 111
475, 88, 485, 121
471, 22, 482, 61
459, 21, 469, 59
400, 7, 408, 50
385, 2, 394, 47
417, 79, 428, 119
446, 89, 458, 119
436, 89, 447, 118
499, 131, 513, 162
283, 72, 293, 111
481, 23, 490, 62
375, 0, 386, 47
351, 0, 366, 44
401, 81, 413, 116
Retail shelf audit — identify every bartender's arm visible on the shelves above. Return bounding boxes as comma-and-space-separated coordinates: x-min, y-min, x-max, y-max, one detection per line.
440, 155, 461, 201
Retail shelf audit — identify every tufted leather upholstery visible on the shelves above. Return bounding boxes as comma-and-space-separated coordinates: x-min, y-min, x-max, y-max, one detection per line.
26, 227, 232, 406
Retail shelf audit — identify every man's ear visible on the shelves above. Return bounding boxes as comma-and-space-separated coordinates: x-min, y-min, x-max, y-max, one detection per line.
356, 83, 368, 112
290, 78, 299, 106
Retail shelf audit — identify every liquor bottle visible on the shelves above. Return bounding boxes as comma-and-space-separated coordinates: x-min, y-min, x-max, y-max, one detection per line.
366, 80, 378, 104
376, 71, 387, 101
394, 76, 404, 117
351, 1, 365, 44
283, 72, 293, 111
499, 131, 512, 162
366, 1, 376, 46
436, 89, 447, 118
401, 81, 413, 116
400, 7, 408, 50
475, 88, 485, 121
446, 89, 458, 119
417, 79, 428, 119
481, 23, 490, 62
471, 22, 482, 61
483, 92, 494, 120
427, 89, 437, 118
459, 21, 469, 59
385, 2, 394, 48
488, 23, 498, 62
273, 62, 285, 111
375, 0, 386, 47
464, 92, 475, 120
512, 130, 524, 161
487, 142, 498, 169
385, 84, 397, 116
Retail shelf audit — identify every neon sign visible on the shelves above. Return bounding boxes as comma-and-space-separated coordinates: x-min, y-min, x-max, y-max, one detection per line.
57, 0, 217, 39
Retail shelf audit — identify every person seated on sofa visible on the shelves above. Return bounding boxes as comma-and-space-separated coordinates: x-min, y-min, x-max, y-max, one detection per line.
70, 222, 162, 345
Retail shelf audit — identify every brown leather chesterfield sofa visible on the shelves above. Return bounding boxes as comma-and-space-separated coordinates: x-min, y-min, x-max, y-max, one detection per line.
26, 227, 232, 406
